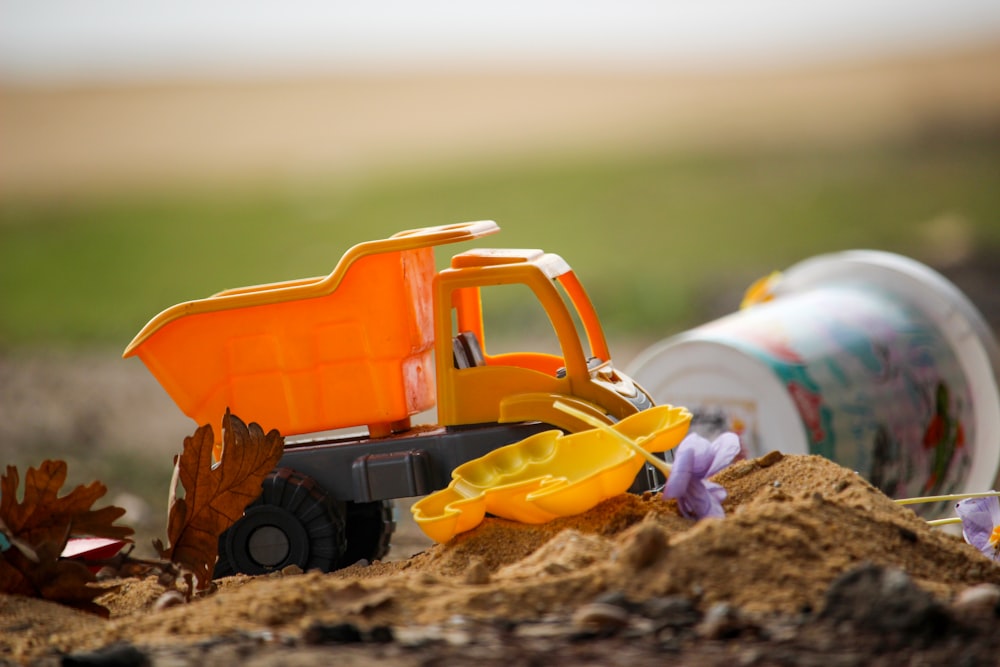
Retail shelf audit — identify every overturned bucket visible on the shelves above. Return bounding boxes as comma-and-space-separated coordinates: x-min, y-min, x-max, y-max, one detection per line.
628, 250, 1000, 504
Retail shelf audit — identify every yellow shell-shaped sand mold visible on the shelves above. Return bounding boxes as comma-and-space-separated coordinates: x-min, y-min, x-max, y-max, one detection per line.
411, 404, 691, 543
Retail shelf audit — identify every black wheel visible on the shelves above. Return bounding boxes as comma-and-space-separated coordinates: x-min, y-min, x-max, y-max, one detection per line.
215, 468, 346, 578
337, 500, 396, 568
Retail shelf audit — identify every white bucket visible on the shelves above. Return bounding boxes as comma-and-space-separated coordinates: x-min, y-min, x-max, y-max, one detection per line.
628, 250, 1000, 505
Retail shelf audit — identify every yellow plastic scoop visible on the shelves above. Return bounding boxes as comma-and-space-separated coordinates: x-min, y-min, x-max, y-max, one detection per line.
411, 404, 691, 543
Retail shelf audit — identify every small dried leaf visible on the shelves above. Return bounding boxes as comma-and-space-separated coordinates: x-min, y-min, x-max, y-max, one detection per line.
1, 462, 132, 546
0, 460, 133, 616
159, 410, 284, 589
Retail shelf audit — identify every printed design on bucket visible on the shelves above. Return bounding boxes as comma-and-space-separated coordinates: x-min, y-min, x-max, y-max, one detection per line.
687, 405, 754, 462
785, 378, 829, 454
698, 285, 974, 500
921, 382, 966, 494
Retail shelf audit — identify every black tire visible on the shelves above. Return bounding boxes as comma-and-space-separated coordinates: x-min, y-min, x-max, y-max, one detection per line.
337, 500, 396, 568
215, 468, 346, 578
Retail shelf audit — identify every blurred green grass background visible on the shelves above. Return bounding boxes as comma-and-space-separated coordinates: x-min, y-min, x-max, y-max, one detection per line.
3, 131, 998, 351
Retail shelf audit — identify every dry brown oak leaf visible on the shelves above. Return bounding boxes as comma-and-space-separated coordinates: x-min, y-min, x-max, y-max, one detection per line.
0, 460, 133, 616
155, 410, 284, 589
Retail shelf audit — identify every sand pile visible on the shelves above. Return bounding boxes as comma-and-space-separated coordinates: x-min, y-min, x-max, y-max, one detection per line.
3, 453, 999, 663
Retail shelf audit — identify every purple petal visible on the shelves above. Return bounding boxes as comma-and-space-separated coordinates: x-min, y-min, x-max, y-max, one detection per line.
700, 481, 728, 518
678, 479, 715, 519
706, 432, 741, 477
704, 480, 728, 506
678, 481, 726, 519
663, 441, 695, 500
679, 432, 718, 477
956, 496, 1000, 558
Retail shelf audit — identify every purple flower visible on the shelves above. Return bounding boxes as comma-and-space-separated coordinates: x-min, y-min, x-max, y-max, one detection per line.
955, 495, 1000, 561
663, 432, 741, 520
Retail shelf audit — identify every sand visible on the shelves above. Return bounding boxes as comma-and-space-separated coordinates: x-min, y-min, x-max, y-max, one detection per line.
2, 452, 998, 665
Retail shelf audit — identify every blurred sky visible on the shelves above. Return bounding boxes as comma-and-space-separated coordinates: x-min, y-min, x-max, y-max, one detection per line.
3, 0, 1000, 83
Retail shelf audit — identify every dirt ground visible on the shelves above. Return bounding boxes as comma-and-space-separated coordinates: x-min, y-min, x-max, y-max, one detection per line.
3, 453, 1000, 666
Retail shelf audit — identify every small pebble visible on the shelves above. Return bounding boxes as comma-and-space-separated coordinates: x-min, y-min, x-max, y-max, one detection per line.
757, 450, 784, 468
952, 583, 1000, 614
572, 602, 630, 633
514, 622, 575, 639
303, 622, 363, 645
151, 590, 186, 612
592, 590, 633, 611
696, 603, 745, 640
281, 564, 304, 576
443, 629, 472, 646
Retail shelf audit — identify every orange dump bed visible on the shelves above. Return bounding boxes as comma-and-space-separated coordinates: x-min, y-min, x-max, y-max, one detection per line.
124, 222, 499, 438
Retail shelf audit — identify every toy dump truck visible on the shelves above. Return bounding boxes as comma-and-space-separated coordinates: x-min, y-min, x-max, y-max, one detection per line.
124, 221, 654, 575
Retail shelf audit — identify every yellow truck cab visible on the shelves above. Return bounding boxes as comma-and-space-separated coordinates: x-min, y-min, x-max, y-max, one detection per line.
436, 246, 651, 431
